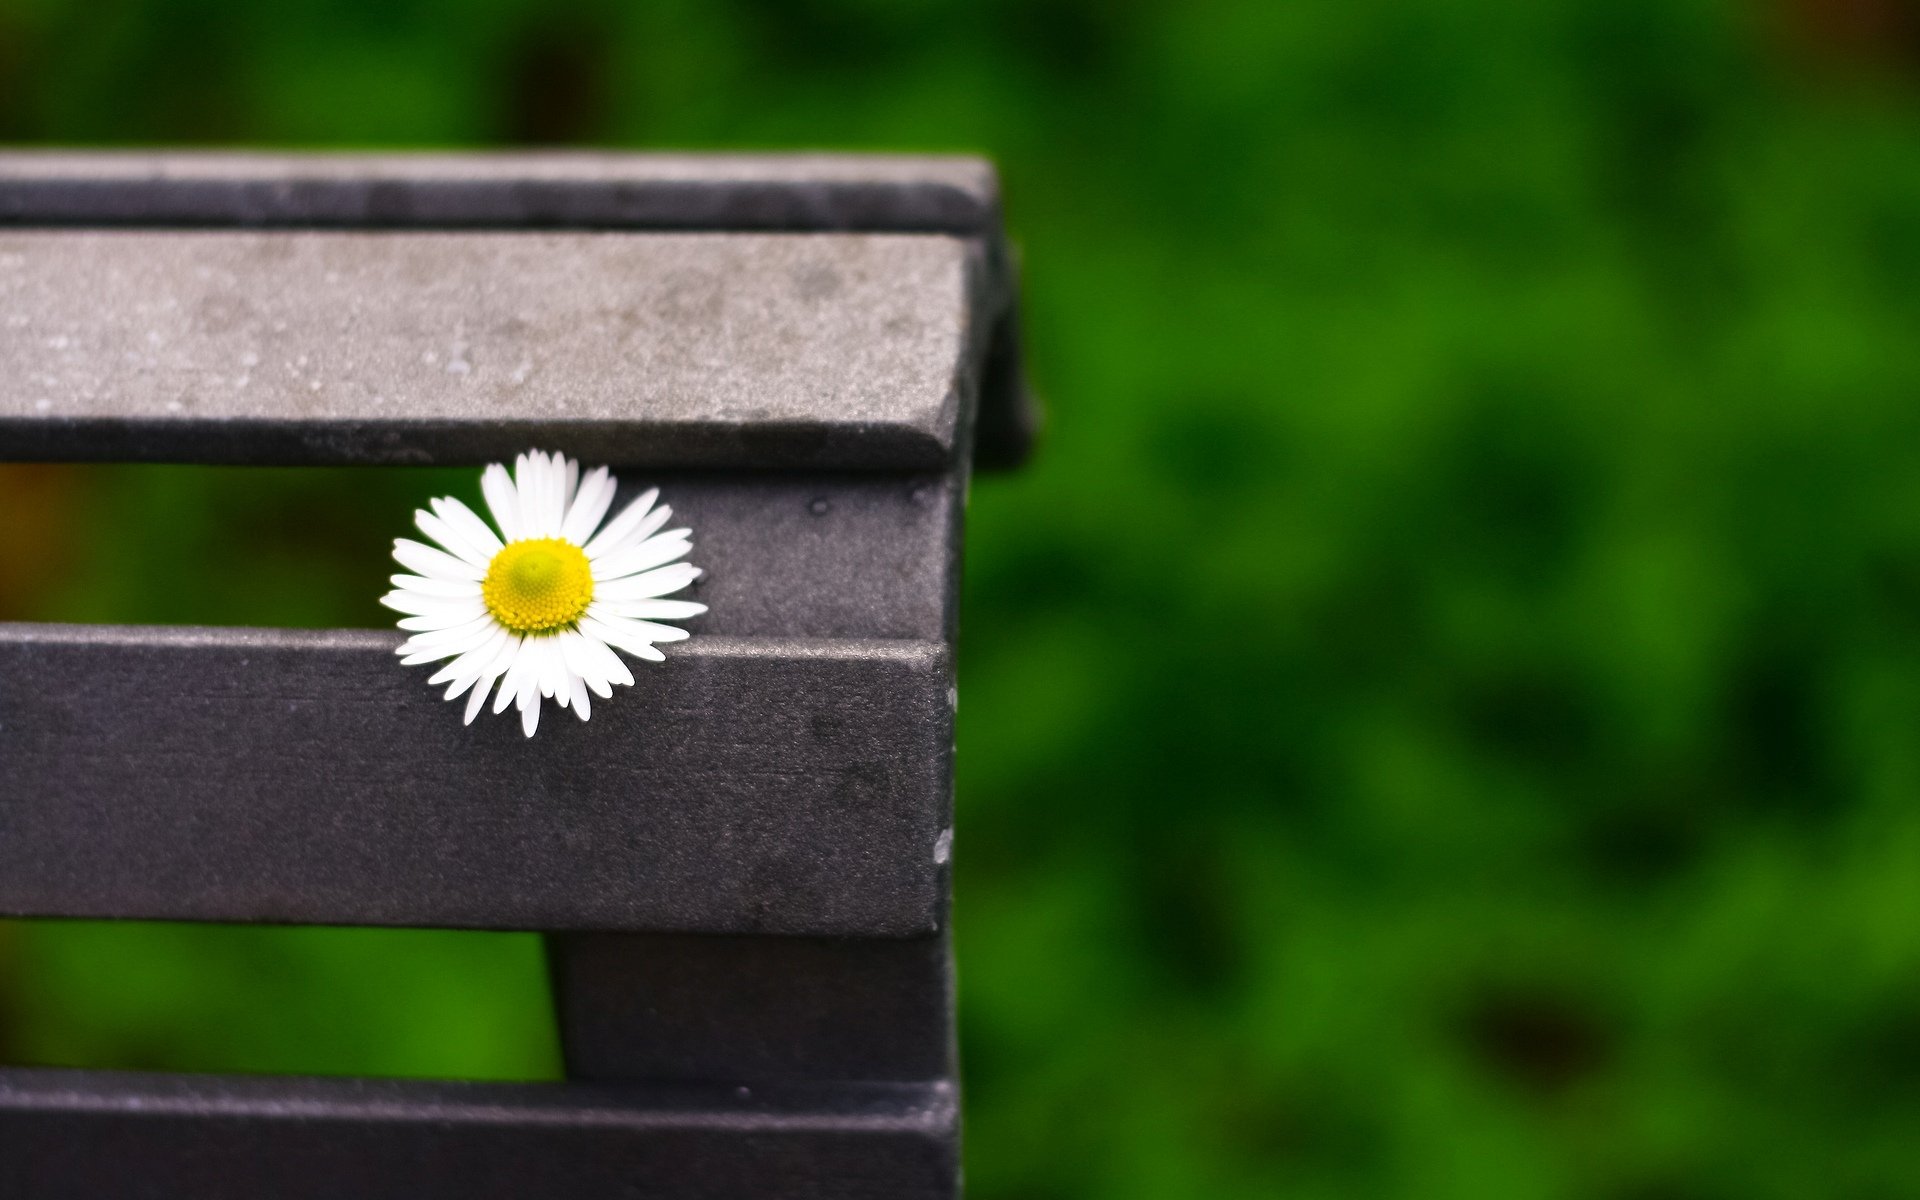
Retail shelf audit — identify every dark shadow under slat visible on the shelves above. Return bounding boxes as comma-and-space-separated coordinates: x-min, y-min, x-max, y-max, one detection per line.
0, 151, 999, 234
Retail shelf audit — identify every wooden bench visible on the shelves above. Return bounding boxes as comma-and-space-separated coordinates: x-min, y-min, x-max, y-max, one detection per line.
0, 151, 1030, 1200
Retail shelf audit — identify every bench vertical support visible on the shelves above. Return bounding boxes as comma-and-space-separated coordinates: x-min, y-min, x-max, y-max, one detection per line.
547, 931, 955, 1084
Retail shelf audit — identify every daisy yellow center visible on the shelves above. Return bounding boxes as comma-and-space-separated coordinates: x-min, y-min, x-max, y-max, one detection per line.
482, 538, 594, 635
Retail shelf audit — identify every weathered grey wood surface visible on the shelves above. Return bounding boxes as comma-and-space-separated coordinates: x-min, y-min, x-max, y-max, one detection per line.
0, 626, 952, 935
569, 473, 961, 642
0, 151, 998, 233
0, 231, 984, 469
0, 1069, 956, 1200
0, 150, 1035, 470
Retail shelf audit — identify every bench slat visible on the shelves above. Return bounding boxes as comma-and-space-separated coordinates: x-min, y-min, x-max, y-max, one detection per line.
0, 1068, 957, 1200
0, 626, 951, 936
0, 231, 984, 470
599, 471, 960, 643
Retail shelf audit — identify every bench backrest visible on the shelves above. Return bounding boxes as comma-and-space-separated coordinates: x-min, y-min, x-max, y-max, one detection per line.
0, 151, 1028, 1200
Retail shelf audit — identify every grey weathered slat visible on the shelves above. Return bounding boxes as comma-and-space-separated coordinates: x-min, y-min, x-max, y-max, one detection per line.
564, 472, 959, 643
0, 1069, 957, 1200
550, 931, 952, 1085
0, 626, 952, 936
0, 230, 985, 470
0, 151, 998, 234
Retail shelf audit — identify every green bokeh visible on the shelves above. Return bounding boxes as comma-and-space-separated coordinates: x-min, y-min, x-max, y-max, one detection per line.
5, 0, 1920, 1196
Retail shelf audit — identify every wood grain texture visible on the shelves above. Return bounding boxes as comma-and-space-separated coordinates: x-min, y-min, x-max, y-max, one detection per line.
0, 626, 953, 935
0, 1069, 957, 1200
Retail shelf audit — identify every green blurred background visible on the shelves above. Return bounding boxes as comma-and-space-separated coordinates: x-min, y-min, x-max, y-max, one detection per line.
5, 0, 1920, 1195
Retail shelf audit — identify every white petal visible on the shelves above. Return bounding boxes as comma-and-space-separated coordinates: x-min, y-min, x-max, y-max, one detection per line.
387, 606, 487, 633
544, 655, 567, 704
538, 452, 564, 538
396, 611, 486, 633
571, 675, 592, 720
438, 624, 499, 655
545, 640, 571, 701
482, 463, 522, 542
484, 630, 522, 675
583, 488, 660, 558
514, 453, 556, 539
400, 624, 494, 665
560, 467, 615, 545
515, 452, 543, 536
514, 666, 542, 737
593, 562, 702, 601
522, 451, 547, 535
591, 533, 692, 582
389, 606, 491, 637
493, 645, 526, 714
390, 573, 480, 598
556, 631, 606, 696
540, 452, 564, 536
595, 598, 708, 621
563, 455, 580, 513
381, 589, 484, 618
464, 676, 493, 724
430, 627, 511, 690
431, 496, 505, 556
491, 666, 518, 715
415, 509, 490, 569
587, 607, 690, 645
587, 637, 634, 688
496, 640, 536, 715
579, 614, 667, 662
589, 505, 674, 561
565, 629, 629, 692
393, 538, 484, 582
523, 636, 553, 699
381, 587, 483, 613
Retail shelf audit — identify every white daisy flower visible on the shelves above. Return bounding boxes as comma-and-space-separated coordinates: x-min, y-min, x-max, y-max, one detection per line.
381, 449, 706, 737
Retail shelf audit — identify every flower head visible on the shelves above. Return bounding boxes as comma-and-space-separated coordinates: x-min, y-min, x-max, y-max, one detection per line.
382, 450, 706, 737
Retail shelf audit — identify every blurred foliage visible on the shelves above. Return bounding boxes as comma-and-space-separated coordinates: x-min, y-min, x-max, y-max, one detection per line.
0, 922, 559, 1080
5, 0, 1920, 1196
